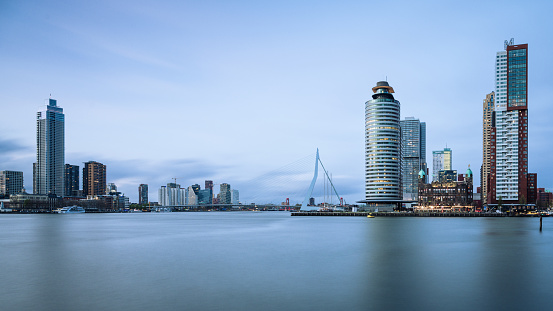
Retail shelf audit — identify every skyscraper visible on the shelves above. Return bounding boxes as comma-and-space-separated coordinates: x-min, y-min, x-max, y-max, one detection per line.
482, 92, 494, 204
219, 183, 231, 204
205, 180, 213, 191
361, 81, 402, 209
139, 184, 148, 205
432, 148, 452, 182
83, 161, 106, 197
231, 189, 239, 205
64, 164, 80, 197
34, 98, 64, 196
400, 117, 426, 200
487, 39, 529, 205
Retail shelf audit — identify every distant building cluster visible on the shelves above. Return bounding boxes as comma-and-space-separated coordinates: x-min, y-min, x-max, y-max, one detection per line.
0, 96, 243, 213
157, 180, 239, 207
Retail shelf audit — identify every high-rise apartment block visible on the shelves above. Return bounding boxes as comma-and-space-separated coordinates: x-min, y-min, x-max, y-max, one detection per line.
83, 161, 106, 197
158, 183, 186, 206
486, 39, 531, 205
482, 92, 494, 204
64, 164, 80, 197
432, 148, 452, 182
139, 184, 148, 205
34, 98, 65, 196
0, 170, 24, 196
219, 183, 231, 204
361, 81, 402, 209
400, 117, 426, 200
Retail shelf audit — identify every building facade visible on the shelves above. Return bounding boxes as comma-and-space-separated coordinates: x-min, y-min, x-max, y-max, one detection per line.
482, 92, 494, 204
34, 98, 65, 196
64, 164, 80, 197
198, 189, 212, 204
231, 189, 239, 205
432, 148, 452, 182
158, 183, 187, 206
219, 183, 231, 204
537, 188, 552, 208
400, 117, 426, 201
362, 81, 402, 208
83, 161, 107, 197
418, 167, 473, 210
0, 170, 24, 196
139, 184, 148, 205
487, 40, 530, 205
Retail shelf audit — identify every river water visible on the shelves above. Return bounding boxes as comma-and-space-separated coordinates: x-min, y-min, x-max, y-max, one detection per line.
1, 212, 552, 311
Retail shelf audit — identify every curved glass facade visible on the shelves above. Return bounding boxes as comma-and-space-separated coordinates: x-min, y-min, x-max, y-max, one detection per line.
365, 82, 401, 200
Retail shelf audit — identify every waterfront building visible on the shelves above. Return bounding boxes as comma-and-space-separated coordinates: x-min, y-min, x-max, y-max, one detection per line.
537, 188, 552, 208
360, 81, 402, 210
527, 173, 537, 205
139, 184, 148, 205
219, 183, 231, 204
432, 148, 452, 182
83, 161, 107, 197
34, 98, 65, 196
487, 39, 530, 206
400, 117, 426, 201
9, 193, 55, 212
158, 183, 187, 206
64, 164, 80, 197
0, 170, 24, 196
187, 186, 198, 205
198, 189, 212, 204
482, 92, 494, 204
418, 166, 473, 210
231, 189, 239, 205
191, 184, 200, 195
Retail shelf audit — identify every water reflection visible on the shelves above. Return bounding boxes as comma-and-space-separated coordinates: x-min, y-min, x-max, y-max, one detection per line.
0, 214, 552, 311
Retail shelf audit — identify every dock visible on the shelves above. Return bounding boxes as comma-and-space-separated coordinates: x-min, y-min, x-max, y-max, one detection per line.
291, 212, 508, 217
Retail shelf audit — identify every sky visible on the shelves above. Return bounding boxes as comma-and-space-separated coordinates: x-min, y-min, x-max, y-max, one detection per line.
1, 0, 552, 204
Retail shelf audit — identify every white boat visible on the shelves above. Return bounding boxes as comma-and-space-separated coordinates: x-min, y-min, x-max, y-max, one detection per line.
57, 206, 86, 213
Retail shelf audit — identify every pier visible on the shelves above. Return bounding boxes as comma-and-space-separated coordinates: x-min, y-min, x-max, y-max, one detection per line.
291, 211, 508, 217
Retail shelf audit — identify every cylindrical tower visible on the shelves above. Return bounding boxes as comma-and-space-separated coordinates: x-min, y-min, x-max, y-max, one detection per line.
365, 81, 401, 202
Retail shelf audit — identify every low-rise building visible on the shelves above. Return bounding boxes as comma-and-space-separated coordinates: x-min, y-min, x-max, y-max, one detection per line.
418, 167, 473, 211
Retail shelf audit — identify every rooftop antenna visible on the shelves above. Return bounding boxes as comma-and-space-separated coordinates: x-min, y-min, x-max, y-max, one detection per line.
386, 76, 387, 82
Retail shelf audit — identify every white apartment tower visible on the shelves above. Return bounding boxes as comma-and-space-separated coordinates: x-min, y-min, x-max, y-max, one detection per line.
488, 40, 529, 204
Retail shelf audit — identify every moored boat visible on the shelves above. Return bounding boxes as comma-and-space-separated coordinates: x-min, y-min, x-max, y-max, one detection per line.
57, 206, 86, 213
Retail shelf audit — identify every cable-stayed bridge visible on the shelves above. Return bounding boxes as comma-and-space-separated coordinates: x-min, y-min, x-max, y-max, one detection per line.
160, 149, 345, 211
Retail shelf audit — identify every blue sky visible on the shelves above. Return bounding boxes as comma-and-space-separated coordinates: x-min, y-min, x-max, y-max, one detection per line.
1, 0, 552, 203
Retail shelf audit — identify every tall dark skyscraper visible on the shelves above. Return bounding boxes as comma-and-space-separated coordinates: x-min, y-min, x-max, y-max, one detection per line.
64, 164, 80, 197
205, 180, 213, 191
34, 98, 64, 196
400, 117, 426, 200
83, 161, 106, 197
139, 184, 148, 205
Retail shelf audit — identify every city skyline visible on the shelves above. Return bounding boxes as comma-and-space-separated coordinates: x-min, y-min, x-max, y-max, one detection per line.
1, 1, 553, 203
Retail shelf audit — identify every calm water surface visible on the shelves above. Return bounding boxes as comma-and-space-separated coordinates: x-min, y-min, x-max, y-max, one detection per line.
1, 212, 552, 311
